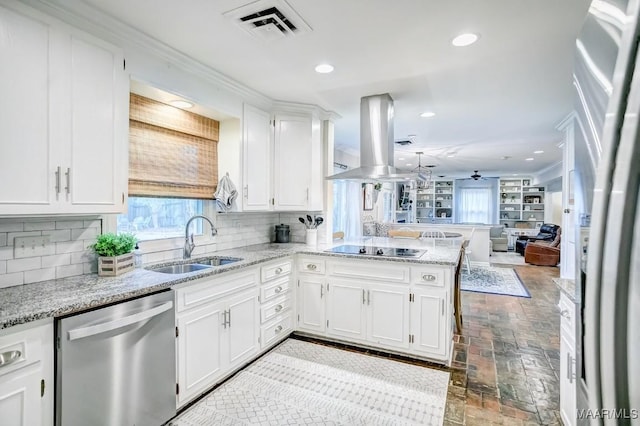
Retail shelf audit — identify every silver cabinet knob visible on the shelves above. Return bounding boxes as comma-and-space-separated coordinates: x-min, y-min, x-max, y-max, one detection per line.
275, 325, 283, 333
275, 304, 283, 312
422, 274, 436, 281
560, 310, 570, 318
274, 286, 283, 294
307, 264, 317, 270
275, 267, 283, 275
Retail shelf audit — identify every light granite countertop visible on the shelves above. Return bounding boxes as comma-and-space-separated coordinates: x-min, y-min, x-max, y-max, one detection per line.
0, 239, 461, 330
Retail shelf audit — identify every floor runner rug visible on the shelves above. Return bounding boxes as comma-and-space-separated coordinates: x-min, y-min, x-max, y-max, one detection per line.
461, 265, 530, 298
171, 338, 449, 425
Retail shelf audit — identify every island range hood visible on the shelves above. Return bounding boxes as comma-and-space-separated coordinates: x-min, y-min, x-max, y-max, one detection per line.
327, 93, 428, 182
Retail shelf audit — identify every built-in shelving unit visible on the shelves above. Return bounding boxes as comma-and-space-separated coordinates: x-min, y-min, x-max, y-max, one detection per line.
499, 178, 545, 229
414, 180, 454, 224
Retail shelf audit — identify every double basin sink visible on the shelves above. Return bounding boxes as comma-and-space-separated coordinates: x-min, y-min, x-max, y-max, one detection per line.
147, 256, 243, 274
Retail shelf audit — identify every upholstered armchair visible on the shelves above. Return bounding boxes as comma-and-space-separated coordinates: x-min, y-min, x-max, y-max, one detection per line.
515, 223, 560, 255
524, 239, 561, 266
489, 225, 508, 253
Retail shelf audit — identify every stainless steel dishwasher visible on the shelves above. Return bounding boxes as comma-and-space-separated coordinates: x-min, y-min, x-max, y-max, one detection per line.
56, 290, 176, 426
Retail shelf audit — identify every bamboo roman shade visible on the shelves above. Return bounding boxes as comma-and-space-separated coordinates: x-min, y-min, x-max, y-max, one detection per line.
128, 94, 219, 199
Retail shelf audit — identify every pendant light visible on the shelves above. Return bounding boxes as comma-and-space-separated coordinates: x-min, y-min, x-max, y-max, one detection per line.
412, 152, 433, 189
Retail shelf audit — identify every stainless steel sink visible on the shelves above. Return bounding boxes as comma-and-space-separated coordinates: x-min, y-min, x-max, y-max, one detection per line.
149, 263, 213, 274
196, 256, 243, 266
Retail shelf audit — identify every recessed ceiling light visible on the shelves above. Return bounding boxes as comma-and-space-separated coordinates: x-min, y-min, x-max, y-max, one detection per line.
452, 33, 479, 47
170, 100, 193, 109
534, 150, 544, 154
406, 163, 412, 167
398, 157, 405, 161
512, 174, 518, 176
447, 154, 455, 158
315, 63, 334, 73
420, 111, 436, 118
525, 157, 534, 161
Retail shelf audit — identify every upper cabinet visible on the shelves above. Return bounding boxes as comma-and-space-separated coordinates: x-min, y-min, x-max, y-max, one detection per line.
0, 3, 128, 216
242, 104, 322, 212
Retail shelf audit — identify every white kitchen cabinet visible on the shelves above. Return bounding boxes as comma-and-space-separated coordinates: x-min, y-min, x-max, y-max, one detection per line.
0, 2, 128, 216
326, 280, 367, 342
241, 103, 272, 211
241, 105, 318, 212
559, 292, 576, 426
410, 288, 449, 358
297, 275, 326, 334
259, 258, 293, 350
0, 319, 53, 426
367, 284, 410, 350
175, 269, 259, 407
273, 114, 312, 210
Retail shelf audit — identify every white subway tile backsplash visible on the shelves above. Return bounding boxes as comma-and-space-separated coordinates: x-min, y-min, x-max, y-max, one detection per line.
0, 233, 6, 247
42, 229, 71, 243
56, 220, 85, 230
42, 254, 71, 268
56, 264, 84, 279
24, 268, 56, 284
71, 227, 99, 240
83, 262, 98, 274
24, 221, 56, 231
70, 250, 95, 265
0, 272, 23, 288
0, 247, 12, 261
56, 240, 86, 254
7, 257, 41, 273
0, 222, 23, 232
7, 231, 41, 243
0, 261, 5, 274
83, 219, 102, 229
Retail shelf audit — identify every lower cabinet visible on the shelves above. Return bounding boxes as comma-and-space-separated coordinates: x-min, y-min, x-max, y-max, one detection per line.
296, 256, 453, 364
0, 319, 53, 426
175, 270, 259, 408
559, 292, 576, 426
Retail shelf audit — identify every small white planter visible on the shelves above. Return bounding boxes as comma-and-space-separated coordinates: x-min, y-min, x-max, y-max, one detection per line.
98, 252, 134, 276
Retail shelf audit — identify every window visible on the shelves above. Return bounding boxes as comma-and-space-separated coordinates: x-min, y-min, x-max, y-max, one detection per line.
116, 94, 219, 241
457, 187, 492, 224
117, 197, 204, 241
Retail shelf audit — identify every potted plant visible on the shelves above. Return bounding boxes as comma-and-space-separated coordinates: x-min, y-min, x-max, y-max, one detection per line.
89, 233, 137, 276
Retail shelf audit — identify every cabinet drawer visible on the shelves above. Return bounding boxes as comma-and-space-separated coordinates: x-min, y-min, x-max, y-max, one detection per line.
327, 260, 410, 283
260, 295, 292, 324
261, 259, 292, 282
260, 276, 291, 303
0, 320, 51, 378
410, 266, 450, 288
297, 257, 325, 274
175, 269, 258, 313
558, 292, 575, 335
260, 314, 292, 349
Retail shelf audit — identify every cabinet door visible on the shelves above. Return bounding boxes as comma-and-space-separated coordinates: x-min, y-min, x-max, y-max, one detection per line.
273, 114, 311, 210
225, 290, 258, 370
297, 276, 326, 333
64, 33, 128, 213
242, 104, 272, 211
410, 289, 448, 358
0, 367, 43, 426
326, 280, 366, 342
367, 284, 410, 350
560, 331, 576, 426
0, 5, 56, 213
176, 303, 224, 407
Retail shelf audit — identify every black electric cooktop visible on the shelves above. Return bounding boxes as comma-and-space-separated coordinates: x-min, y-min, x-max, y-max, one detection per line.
325, 245, 426, 258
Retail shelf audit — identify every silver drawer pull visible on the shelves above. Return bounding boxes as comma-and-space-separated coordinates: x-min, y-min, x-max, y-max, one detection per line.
274, 267, 283, 275
422, 274, 436, 281
560, 310, 570, 318
275, 304, 283, 312
274, 286, 283, 294
0, 350, 22, 368
307, 264, 317, 270
274, 325, 283, 334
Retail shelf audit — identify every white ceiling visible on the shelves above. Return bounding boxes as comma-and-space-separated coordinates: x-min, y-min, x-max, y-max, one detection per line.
81, 0, 591, 179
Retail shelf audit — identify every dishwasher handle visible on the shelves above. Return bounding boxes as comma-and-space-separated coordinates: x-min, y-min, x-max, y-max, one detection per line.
68, 301, 174, 341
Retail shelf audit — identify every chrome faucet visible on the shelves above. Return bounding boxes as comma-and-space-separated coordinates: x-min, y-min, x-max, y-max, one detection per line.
184, 215, 217, 259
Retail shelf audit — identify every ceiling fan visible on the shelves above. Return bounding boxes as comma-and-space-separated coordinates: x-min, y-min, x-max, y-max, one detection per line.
470, 170, 483, 180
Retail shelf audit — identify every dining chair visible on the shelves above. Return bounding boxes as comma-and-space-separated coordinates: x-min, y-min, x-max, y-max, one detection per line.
332, 231, 344, 240
462, 227, 475, 273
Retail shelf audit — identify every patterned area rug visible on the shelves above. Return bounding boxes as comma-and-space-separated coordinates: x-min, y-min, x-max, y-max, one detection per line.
171, 339, 449, 425
461, 265, 530, 298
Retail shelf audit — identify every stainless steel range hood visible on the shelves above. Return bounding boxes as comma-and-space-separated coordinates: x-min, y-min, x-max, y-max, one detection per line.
327, 93, 427, 182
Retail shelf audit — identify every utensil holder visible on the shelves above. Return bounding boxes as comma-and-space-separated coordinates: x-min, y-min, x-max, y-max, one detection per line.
305, 229, 318, 247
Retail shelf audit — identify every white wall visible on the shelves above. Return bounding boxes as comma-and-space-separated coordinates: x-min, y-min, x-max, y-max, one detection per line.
545, 191, 563, 225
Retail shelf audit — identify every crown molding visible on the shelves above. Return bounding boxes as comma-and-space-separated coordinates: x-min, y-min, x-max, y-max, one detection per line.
272, 100, 341, 121
21, 0, 273, 109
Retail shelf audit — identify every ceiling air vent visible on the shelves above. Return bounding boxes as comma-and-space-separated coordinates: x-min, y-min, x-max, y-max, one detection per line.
395, 140, 412, 146
224, 0, 312, 41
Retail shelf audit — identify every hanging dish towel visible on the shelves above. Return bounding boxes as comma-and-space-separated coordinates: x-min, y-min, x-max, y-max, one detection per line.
214, 173, 238, 212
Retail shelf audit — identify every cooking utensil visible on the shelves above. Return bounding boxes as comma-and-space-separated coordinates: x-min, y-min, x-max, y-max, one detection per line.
314, 217, 323, 228
298, 217, 308, 228
306, 215, 313, 227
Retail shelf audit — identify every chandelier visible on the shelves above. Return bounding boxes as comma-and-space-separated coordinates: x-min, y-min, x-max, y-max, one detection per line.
412, 152, 433, 188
